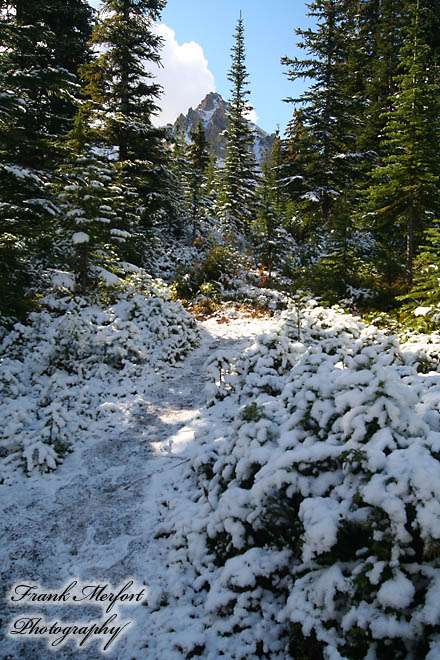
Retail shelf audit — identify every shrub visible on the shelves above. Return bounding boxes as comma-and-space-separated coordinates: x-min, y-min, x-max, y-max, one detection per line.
178, 302, 440, 658
0, 271, 199, 482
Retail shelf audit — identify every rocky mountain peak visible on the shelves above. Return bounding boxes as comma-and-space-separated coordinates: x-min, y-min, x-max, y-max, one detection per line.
173, 92, 275, 165
198, 91, 224, 113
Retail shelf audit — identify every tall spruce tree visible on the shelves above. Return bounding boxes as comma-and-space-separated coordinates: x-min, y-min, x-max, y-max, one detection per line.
269, 132, 289, 231
364, 0, 440, 288
13, 0, 94, 137
172, 120, 192, 226
55, 147, 133, 294
277, 108, 315, 241
217, 12, 257, 238
81, 0, 172, 228
0, 0, 91, 318
0, 1, 87, 170
356, 0, 404, 157
187, 121, 211, 239
281, 0, 359, 230
253, 150, 277, 281
401, 221, 440, 328
82, 0, 165, 161
281, 0, 363, 297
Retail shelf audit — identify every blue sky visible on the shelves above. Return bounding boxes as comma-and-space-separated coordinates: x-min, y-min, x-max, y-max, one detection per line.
89, 1, 312, 135
159, 0, 311, 134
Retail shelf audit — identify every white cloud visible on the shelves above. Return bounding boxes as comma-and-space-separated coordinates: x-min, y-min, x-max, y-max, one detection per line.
246, 109, 259, 125
149, 24, 215, 126
84, 12, 217, 126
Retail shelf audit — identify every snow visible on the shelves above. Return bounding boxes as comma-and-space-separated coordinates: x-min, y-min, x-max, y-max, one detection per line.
1, 163, 42, 183
301, 191, 320, 202
165, 301, 440, 657
415, 306, 432, 317
48, 270, 76, 291
0, 304, 280, 659
0, 274, 199, 481
72, 231, 89, 245
2, 299, 440, 658
197, 105, 218, 129
377, 571, 415, 609
299, 497, 344, 561
92, 266, 121, 286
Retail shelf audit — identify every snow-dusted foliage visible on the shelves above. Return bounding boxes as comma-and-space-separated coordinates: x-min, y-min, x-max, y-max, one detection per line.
169, 302, 440, 658
0, 272, 199, 482
168, 233, 292, 314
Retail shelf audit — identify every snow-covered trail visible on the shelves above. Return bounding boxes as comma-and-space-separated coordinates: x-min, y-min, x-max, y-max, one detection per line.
0, 312, 277, 660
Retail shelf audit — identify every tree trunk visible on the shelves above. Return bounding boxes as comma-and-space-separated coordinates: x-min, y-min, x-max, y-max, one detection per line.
118, 0, 130, 161
407, 196, 415, 287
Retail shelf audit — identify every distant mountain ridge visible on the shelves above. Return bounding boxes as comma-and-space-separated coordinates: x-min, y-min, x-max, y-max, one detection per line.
173, 92, 275, 165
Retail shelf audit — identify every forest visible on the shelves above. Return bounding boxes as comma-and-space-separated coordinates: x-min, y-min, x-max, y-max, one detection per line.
1, 0, 440, 325
2, 1, 440, 659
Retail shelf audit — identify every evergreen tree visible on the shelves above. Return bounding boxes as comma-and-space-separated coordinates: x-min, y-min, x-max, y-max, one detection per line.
0, 1, 83, 169
281, 0, 363, 296
55, 147, 132, 294
168, 120, 191, 235
253, 149, 280, 280
364, 0, 440, 287
281, 0, 359, 231
269, 132, 289, 231
217, 12, 257, 238
204, 151, 221, 220
80, 0, 173, 230
402, 221, 440, 326
356, 0, 405, 158
13, 0, 94, 137
0, 1, 89, 317
187, 121, 211, 238
276, 108, 315, 242
81, 0, 165, 159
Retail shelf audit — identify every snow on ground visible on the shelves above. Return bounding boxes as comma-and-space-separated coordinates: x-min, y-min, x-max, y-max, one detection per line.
0, 308, 279, 660
164, 302, 440, 659
3, 298, 440, 660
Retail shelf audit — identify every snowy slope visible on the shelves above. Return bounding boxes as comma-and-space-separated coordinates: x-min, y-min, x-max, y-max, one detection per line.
2, 301, 440, 659
0, 309, 278, 660
164, 302, 440, 659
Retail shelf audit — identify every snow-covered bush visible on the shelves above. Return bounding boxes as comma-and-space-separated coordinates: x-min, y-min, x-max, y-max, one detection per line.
167, 235, 292, 313
174, 302, 440, 659
171, 243, 243, 302
0, 272, 199, 482
224, 282, 291, 311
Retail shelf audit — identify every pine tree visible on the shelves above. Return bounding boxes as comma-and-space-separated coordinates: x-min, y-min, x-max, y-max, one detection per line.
352, 1, 406, 295
281, 0, 359, 232
281, 0, 363, 297
356, 0, 405, 158
0, 2, 82, 169
364, 0, 440, 288
0, 1, 89, 318
55, 147, 132, 294
81, 0, 174, 230
270, 132, 289, 231
204, 151, 220, 218
168, 120, 191, 235
217, 12, 257, 238
82, 0, 165, 161
253, 149, 280, 281
187, 121, 211, 239
13, 0, 94, 137
277, 108, 316, 241
402, 222, 440, 328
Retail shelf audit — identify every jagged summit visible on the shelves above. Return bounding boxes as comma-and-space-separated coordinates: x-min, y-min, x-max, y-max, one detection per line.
173, 92, 275, 164
197, 91, 224, 115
